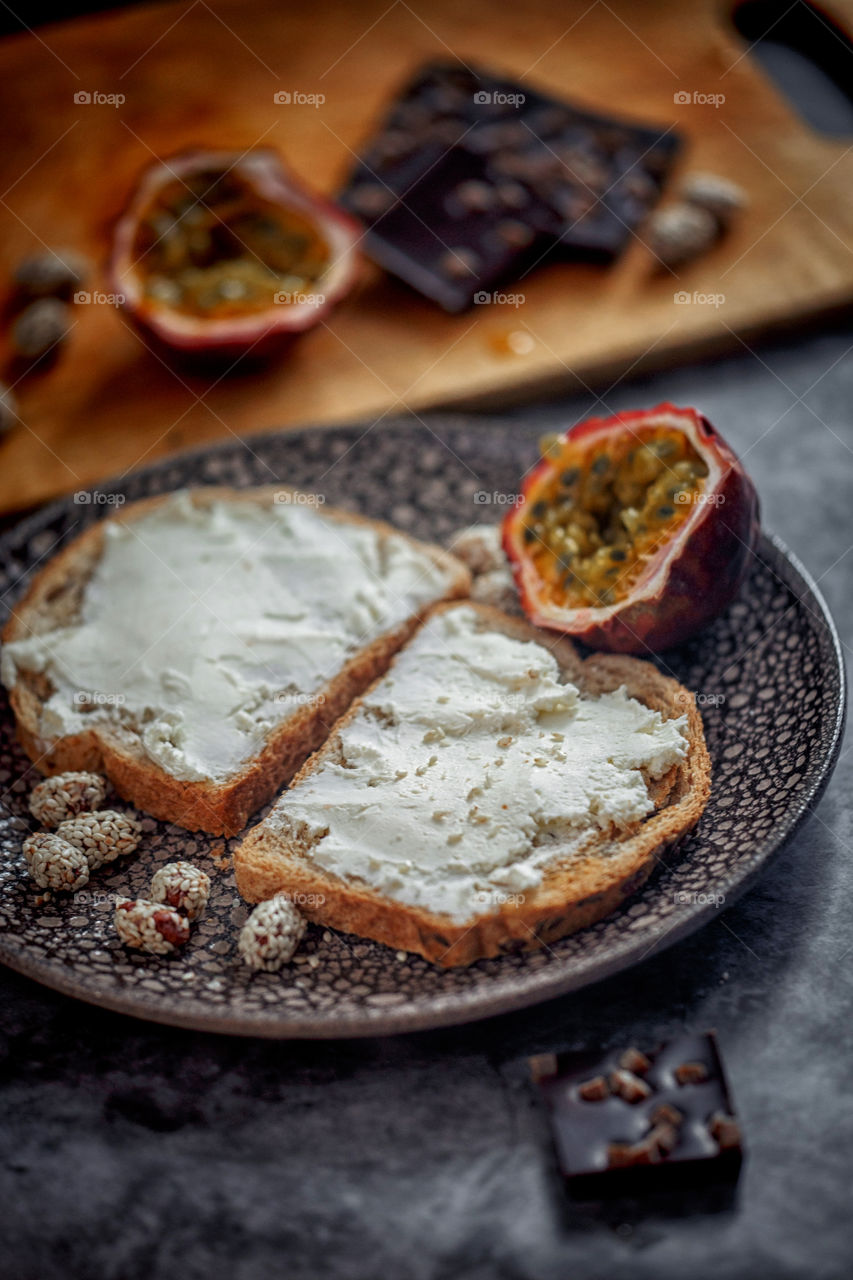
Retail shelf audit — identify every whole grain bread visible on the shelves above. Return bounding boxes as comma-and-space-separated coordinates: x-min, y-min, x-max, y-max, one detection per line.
234, 601, 711, 966
1, 487, 470, 835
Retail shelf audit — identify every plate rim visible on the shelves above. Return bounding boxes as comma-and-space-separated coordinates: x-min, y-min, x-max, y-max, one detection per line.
0, 419, 846, 1038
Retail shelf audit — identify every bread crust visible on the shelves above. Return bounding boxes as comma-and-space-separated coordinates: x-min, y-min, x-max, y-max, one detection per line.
234, 602, 711, 967
1, 487, 471, 835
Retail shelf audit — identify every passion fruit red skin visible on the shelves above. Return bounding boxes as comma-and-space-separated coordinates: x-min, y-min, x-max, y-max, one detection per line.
110, 148, 362, 362
503, 404, 761, 654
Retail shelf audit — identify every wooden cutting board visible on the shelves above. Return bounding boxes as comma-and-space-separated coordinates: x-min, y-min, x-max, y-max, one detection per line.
0, 0, 851, 514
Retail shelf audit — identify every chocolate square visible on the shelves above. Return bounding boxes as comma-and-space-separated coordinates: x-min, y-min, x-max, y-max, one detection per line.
530, 1032, 744, 1197
351, 145, 544, 312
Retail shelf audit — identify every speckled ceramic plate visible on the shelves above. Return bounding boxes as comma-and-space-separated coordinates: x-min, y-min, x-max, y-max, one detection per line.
0, 417, 845, 1037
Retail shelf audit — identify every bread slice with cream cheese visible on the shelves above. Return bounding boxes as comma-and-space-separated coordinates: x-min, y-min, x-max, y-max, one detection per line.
0, 487, 470, 835
234, 601, 710, 966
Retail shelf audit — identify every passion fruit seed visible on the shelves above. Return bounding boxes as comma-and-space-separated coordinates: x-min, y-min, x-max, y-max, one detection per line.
13, 248, 90, 298
539, 433, 563, 461
146, 276, 182, 305
648, 439, 676, 458
11, 299, 72, 359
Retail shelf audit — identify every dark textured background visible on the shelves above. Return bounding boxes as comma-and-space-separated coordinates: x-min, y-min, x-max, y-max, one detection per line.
2, 5, 853, 1277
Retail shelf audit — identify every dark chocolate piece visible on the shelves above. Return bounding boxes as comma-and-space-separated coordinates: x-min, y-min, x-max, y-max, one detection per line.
339, 60, 681, 310
530, 1032, 743, 1197
351, 145, 542, 312
341, 63, 478, 216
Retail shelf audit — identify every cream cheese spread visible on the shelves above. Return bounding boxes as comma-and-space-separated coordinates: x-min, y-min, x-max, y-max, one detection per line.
268, 605, 690, 921
0, 492, 459, 783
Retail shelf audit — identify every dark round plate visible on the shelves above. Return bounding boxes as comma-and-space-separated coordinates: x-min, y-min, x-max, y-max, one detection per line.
0, 417, 845, 1037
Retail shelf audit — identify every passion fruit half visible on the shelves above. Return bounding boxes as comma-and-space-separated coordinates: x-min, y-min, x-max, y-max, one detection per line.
503, 404, 760, 653
112, 148, 361, 360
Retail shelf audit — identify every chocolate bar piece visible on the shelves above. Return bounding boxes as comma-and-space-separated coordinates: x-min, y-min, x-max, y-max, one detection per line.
477, 81, 679, 257
350, 145, 541, 312
342, 62, 478, 218
530, 1032, 743, 1197
340, 61, 681, 310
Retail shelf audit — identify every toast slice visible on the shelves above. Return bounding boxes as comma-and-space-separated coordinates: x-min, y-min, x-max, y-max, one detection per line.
0, 487, 470, 835
235, 601, 711, 966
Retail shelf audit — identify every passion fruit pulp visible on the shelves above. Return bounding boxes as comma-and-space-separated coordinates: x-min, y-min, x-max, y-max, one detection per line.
135, 171, 331, 320
503, 404, 760, 653
112, 149, 361, 360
